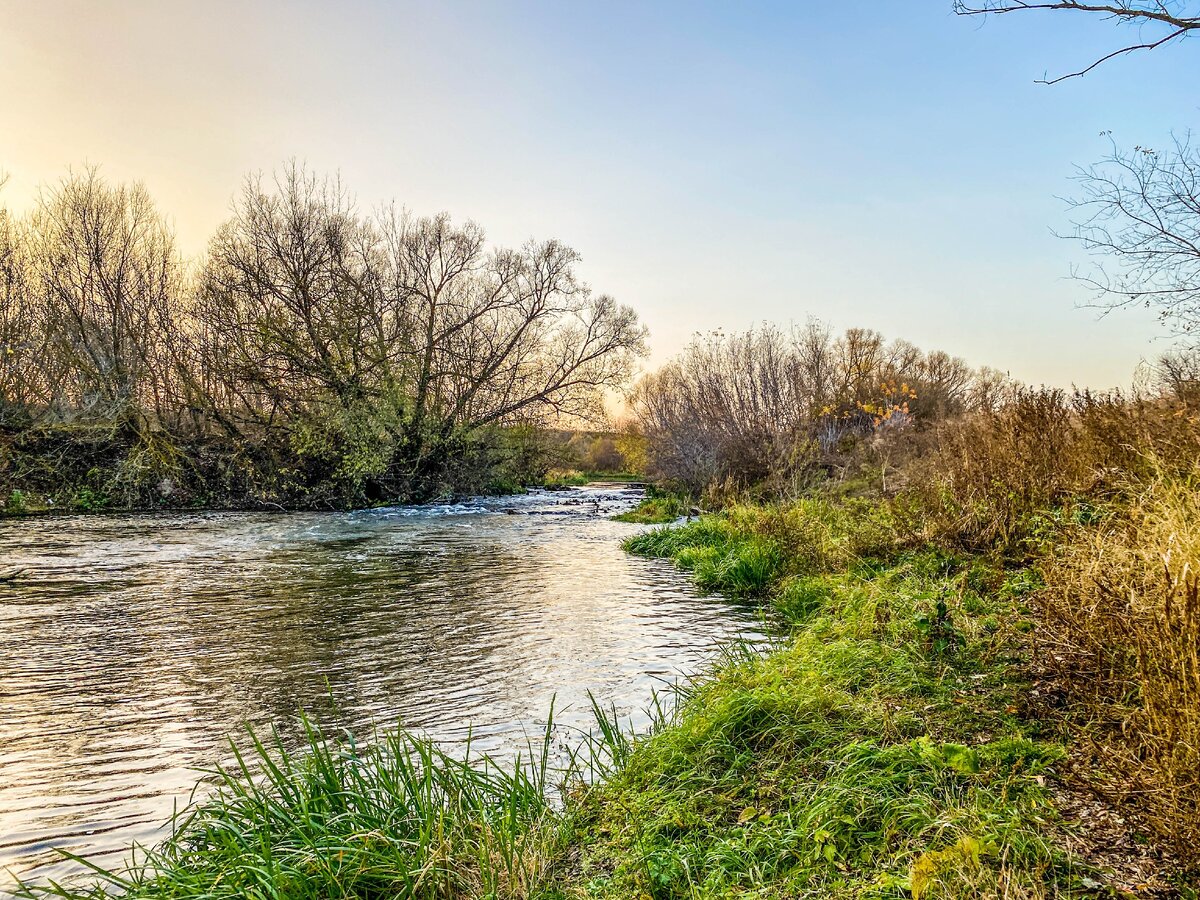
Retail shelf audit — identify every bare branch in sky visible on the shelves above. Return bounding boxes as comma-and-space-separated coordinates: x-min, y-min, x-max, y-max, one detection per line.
953, 2, 1199, 82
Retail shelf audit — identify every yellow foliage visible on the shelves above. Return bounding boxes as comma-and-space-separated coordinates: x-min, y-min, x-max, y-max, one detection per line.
908, 836, 986, 899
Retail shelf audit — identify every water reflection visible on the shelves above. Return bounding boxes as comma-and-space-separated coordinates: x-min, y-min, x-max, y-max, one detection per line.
0, 487, 761, 887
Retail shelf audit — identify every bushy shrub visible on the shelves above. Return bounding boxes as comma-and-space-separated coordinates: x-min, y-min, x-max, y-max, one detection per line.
4, 488, 27, 515
900, 389, 1200, 555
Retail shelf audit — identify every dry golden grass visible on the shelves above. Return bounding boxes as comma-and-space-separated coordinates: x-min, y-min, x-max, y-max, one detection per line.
904, 390, 1200, 555
899, 393, 1200, 866
1039, 471, 1200, 865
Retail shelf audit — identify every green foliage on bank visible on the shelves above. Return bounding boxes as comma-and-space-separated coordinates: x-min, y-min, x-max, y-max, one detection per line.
575, 510, 1081, 899
612, 493, 689, 524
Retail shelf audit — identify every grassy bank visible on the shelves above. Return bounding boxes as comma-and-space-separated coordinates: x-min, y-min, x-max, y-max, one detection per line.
562, 518, 1069, 898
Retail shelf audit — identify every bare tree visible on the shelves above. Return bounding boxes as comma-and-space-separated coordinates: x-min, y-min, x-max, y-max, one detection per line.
1065, 135, 1200, 334
379, 209, 646, 475
196, 164, 646, 489
22, 169, 182, 427
1154, 346, 1200, 400
198, 165, 388, 431
954, 2, 1200, 83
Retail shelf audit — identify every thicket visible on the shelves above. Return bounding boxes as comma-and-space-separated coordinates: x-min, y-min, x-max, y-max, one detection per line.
0, 167, 645, 510
627, 323, 1014, 497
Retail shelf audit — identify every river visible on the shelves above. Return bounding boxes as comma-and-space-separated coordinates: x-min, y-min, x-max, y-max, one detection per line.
0, 485, 762, 889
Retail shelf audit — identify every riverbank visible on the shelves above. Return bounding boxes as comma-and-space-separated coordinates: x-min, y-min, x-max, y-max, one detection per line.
0, 421, 643, 518
18, 488, 1196, 898
577, 505, 1191, 897
0, 466, 642, 519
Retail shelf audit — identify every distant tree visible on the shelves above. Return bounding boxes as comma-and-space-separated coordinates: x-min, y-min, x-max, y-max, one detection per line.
1154, 346, 1200, 401
953, 2, 1200, 83
629, 323, 987, 494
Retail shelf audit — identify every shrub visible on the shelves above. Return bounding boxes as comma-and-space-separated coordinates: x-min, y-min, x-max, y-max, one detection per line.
901, 390, 1200, 555
4, 488, 28, 515
72, 486, 109, 512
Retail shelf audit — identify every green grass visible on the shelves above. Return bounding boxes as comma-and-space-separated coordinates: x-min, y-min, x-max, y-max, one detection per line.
560, 542, 1083, 898
624, 517, 781, 598
612, 495, 690, 525
17, 715, 564, 900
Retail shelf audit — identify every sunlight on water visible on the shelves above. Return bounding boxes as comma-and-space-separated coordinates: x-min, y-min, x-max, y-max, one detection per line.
0, 486, 762, 887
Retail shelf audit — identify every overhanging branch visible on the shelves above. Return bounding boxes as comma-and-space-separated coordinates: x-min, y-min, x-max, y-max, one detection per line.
953, 1, 1199, 81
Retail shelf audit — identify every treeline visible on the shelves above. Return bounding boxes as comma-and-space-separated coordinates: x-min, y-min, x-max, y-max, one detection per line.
0, 167, 646, 510
628, 323, 1015, 494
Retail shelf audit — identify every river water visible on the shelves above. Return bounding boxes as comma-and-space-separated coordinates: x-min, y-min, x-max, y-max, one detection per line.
0, 485, 761, 889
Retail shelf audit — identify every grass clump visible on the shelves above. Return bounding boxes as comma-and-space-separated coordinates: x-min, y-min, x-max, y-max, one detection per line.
17, 717, 562, 900
624, 516, 781, 597
623, 499, 893, 598
612, 493, 689, 524
4, 488, 29, 515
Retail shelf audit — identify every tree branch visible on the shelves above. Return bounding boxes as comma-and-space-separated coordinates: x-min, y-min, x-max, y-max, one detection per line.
954, 1, 1199, 81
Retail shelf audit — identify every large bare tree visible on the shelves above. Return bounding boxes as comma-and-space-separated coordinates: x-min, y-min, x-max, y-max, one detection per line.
377, 206, 647, 477
197, 164, 646, 487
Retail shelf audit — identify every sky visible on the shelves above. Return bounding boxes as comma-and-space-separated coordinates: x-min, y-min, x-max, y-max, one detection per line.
1, 1, 1197, 388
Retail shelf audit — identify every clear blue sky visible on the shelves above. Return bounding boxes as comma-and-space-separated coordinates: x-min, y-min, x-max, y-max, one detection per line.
1, 1, 1197, 386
